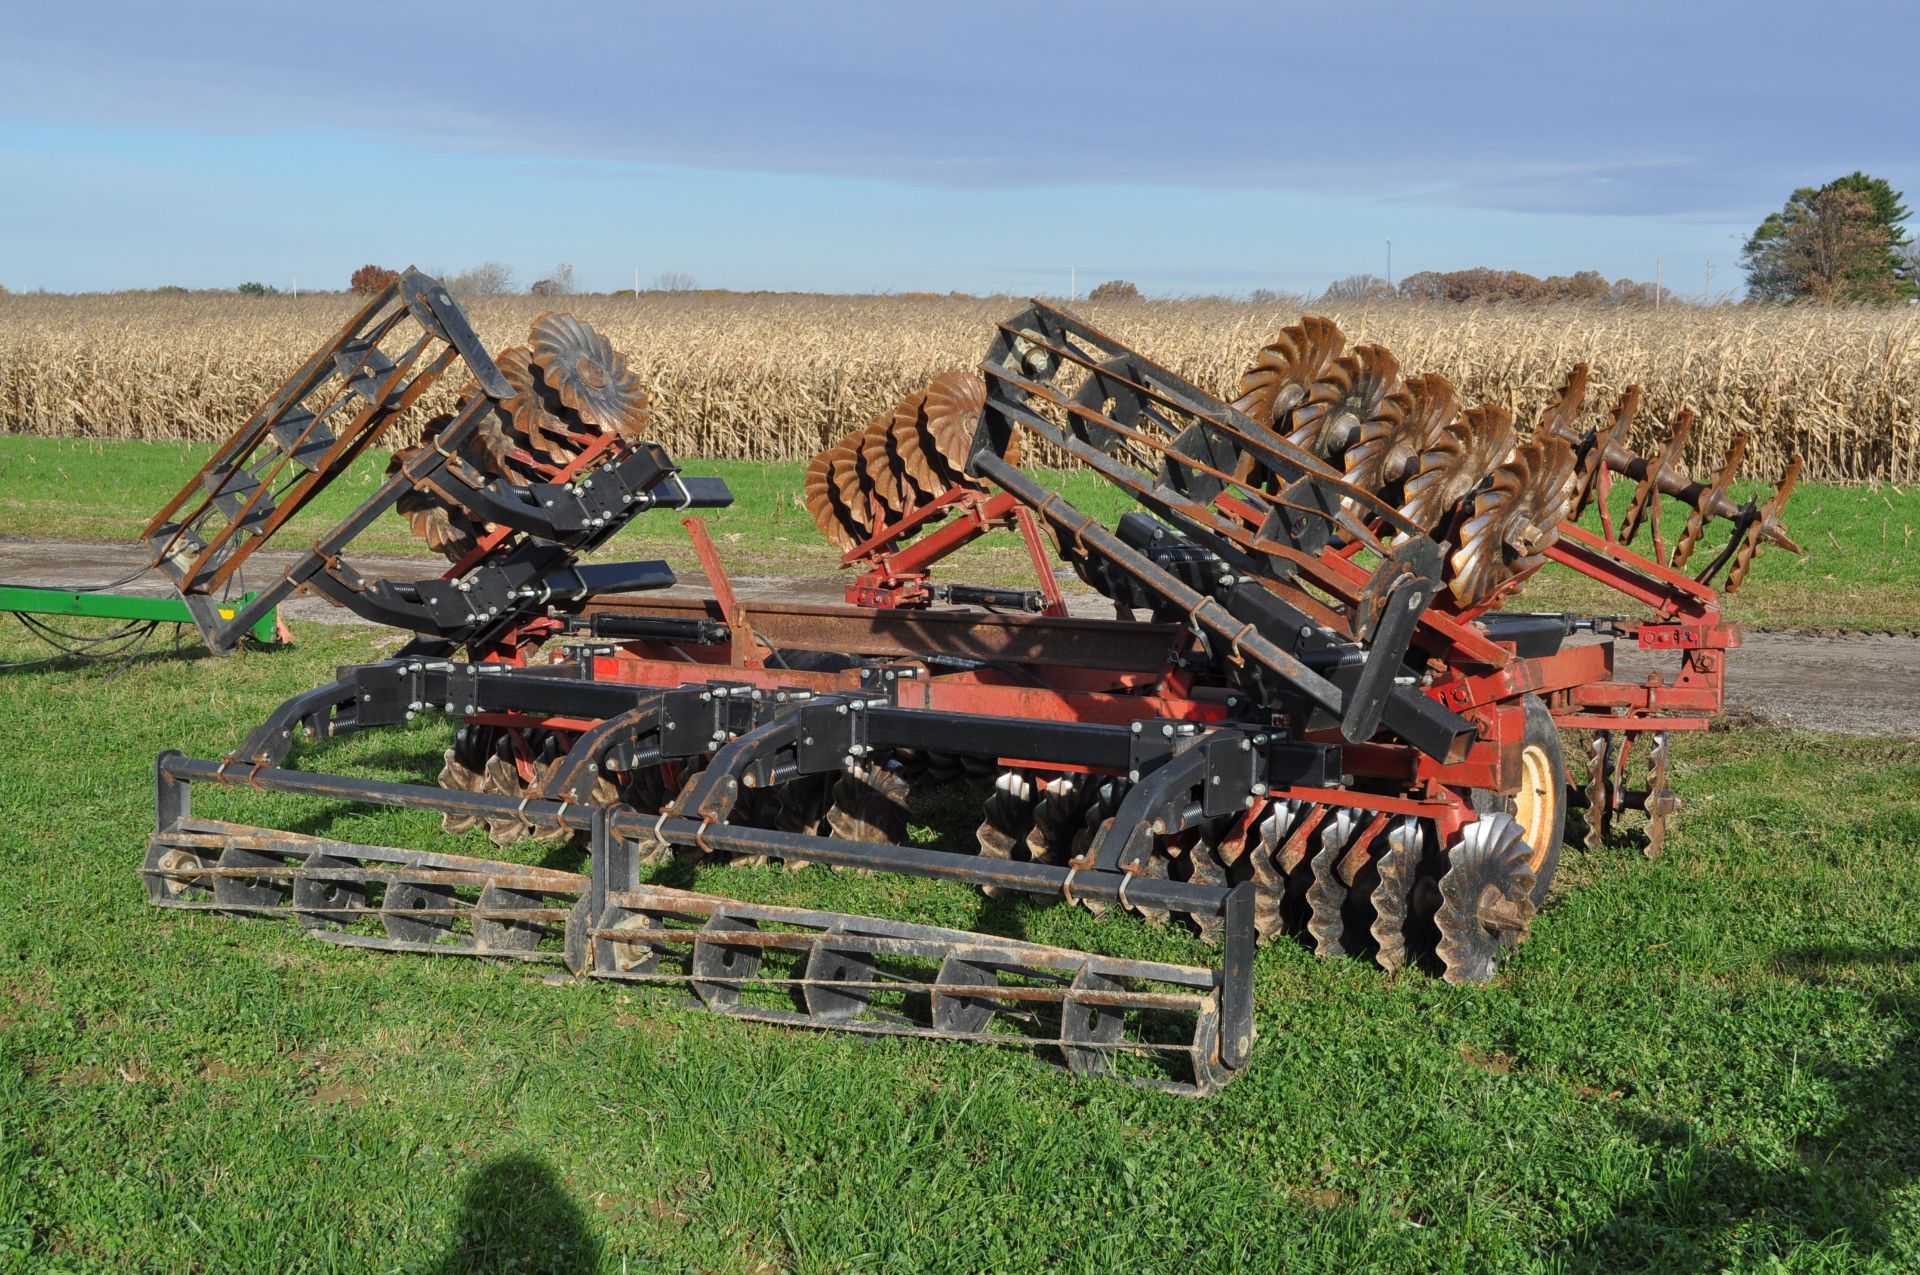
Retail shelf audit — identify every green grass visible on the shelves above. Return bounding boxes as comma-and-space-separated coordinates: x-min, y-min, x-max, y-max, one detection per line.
4, 436, 1914, 630
1520, 476, 1920, 633
1, 625, 1918, 1271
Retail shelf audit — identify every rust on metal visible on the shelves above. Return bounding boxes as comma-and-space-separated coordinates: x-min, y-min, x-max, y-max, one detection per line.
132, 280, 1803, 1099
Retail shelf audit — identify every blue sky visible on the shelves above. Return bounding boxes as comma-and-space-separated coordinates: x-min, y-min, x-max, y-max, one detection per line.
1, 0, 1913, 297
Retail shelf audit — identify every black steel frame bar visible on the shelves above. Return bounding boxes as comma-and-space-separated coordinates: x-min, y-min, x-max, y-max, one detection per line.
156, 749, 1258, 1065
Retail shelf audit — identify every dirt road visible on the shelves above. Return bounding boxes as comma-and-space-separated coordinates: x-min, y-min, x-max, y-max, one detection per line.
4, 537, 1914, 736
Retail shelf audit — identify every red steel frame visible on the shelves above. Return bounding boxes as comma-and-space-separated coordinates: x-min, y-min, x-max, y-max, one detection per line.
458, 432, 1755, 850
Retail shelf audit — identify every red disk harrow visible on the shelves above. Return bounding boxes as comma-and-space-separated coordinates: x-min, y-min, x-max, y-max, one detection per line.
141, 274, 1799, 1095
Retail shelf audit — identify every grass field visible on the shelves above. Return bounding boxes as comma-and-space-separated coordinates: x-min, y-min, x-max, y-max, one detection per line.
1, 292, 1915, 484
3, 436, 1916, 632
2, 623, 1918, 1271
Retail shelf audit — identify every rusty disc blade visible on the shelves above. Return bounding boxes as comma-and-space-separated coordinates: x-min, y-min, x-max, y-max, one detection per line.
857, 406, 917, 518
1231, 317, 1346, 429
528, 313, 651, 439
494, 345, 577, 462
469, 408, 535, 480
1398, 404, 1518, 531
803, 440, 867, 551
440, 392, 534, 482
889, 386, 953, 495
922, 370, 988, 474
1571, 386, 1640, 520
1434, 815, 1536, 985
1344, 372, 1459, 500
862, 370, 993, 513
1287, 343, 1403, 463
829, 429, 878, 536
1536, 364, 1591, 445
826, 766, 911, 847
1446, 434, 1578, 607
389, 419, 488, 559
395, 487, 485, 562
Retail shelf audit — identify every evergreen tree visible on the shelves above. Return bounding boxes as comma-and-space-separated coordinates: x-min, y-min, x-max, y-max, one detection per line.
1744, 174, 1913, 302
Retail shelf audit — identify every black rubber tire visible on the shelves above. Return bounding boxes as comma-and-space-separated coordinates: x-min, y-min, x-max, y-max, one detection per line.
1472, 693, 1565, 909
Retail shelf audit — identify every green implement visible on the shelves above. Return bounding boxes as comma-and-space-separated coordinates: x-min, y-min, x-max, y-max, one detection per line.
0, 584, 282, 646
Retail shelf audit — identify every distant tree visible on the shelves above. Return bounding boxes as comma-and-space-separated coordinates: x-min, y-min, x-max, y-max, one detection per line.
651, 271, 696, 292
350, 265, 399, 295
1419, 268, 1542, 303
531, 262, 576, 297
1087, 278, 1141, 303
1439, 268, 1498, 302
1543, 270, 1610, 302
1397, 267, 1659, 306
447, 262, 516, 297
236, 281, 279, 297
1492, 270, 1549, 303
1396, 271, 1446, 301
1827, 171, 1912, 260
1608, 277, 1675, 307
1743, 176, 1911, 302
1318, 273, 1396, 303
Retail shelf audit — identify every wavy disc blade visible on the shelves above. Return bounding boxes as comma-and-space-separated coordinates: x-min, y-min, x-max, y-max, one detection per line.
1231, 317, 1345, 429
1369, 817, 1424, 972
1398, 404, 1518, 531
1344, 373, 1459, 499
1446, 435, 1578, 606
828, 430, 879, 536
1287, 343, 1403, 463
1435, 814, 1537, 984
527, 313, 651, 439
887, 386, 950, 494
922, 370, 987, 473
494, 345, 576, 462
1306, 809, 1359, 958
857, 407, 917, 517
1536, 364, 1590, 445
803, 440, 867, 550
397, 491, 484, 561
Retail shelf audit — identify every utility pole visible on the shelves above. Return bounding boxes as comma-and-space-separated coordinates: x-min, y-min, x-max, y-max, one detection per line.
1386, 239, 1392, 289
1704, 261, 1714, 305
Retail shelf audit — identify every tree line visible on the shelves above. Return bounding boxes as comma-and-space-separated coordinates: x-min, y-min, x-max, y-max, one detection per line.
1300, 175, 1913, 308
62, 174, 1918, 307
1310, 269, 1675, 307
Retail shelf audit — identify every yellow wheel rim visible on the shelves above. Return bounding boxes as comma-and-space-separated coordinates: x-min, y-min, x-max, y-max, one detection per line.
1514, 742, 1558, 869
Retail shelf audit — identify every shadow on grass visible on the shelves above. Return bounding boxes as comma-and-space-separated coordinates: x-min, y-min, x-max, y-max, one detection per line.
1567, 945, 1919, 1270
0, 625, 244, 678
423, 1152, 600, 1274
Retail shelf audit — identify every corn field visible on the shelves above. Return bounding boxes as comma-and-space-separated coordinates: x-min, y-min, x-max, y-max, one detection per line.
1, 292, 1915, 482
